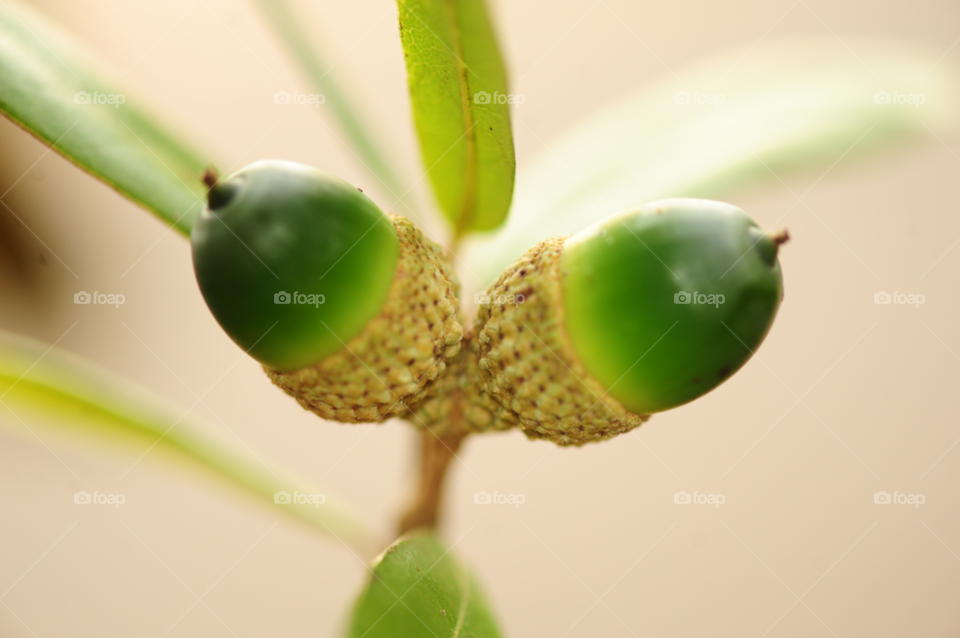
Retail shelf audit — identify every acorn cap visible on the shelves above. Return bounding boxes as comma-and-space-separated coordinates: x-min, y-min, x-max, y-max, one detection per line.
476, 236, 649, 446
266, 216, 463, 423
191, 160, 399, 372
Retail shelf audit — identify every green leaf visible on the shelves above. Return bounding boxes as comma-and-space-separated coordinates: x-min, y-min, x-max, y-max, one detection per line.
462, 36, 960, 284
396, 0, 516, 235
0, 329, 374, 553
251, 0, 407, 202
348, 533, 502, 638
0, 0, 212, 235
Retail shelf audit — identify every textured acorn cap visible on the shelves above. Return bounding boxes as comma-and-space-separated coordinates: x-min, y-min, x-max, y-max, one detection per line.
407, 330, 518, 437
475, 236, 649, 446
266, 216, 463, 423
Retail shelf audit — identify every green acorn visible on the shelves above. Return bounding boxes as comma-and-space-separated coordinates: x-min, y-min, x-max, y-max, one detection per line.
191, 160, 462, 423
475, 198, 785, 446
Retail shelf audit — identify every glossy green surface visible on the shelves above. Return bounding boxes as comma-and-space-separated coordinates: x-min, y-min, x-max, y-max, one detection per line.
560, 199, 783, 414
191, 161, 399, 371
349, 533, 502, 638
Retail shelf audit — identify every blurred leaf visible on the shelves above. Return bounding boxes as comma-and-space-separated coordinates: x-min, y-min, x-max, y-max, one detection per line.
0, 0, 211, 236
348, 533, 502, 638
462, 36, 960, 285
396, 0, 516, 235
251, 0, 406, 201
0, 329, 374, 553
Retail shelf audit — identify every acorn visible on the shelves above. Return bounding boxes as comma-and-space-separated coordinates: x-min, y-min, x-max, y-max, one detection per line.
475, 198, 785, 446
191, 160, 462, 423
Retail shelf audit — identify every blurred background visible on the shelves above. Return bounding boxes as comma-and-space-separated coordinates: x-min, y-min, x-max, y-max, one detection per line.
1, 0, 958, 636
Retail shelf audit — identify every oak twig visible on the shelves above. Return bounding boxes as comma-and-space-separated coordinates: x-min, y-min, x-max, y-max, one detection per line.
398, 428, 468, 535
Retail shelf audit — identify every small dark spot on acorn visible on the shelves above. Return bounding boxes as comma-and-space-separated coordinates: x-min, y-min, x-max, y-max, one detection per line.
718, 366, 731, 378
357, 187, 363, 192
519, 269, 527, 277
692, 377, 701, 384
408, 359, 415, 366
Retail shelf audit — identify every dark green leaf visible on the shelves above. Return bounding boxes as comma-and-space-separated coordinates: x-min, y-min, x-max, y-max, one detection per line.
0, 0, 212, 235
349, 533, 502, 638
396, 0, 515, 235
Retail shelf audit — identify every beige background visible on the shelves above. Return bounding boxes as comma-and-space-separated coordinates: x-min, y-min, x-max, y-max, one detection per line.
1, 0, 959, 636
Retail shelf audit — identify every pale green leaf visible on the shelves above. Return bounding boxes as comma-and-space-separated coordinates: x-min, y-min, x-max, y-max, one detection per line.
0, 329, 374, 553
348, 533, 502, 638
251, 0, 407, 201
396, 0, 516, 235
462, 36, 960, 284
0, 0, 212, 235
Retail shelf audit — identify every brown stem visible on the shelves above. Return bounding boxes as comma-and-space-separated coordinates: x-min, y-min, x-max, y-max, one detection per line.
202, 167, 219, 190
770, 228, 790, 248
398, 428, 467, 535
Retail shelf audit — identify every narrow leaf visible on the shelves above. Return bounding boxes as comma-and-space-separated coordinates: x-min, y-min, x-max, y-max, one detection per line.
0, 329, 374, 553
463, 36, 960, 284
349, 533, 502, 638
0, 0, 212, 235
396, 0, 516, 235
251, 0, 407, 201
